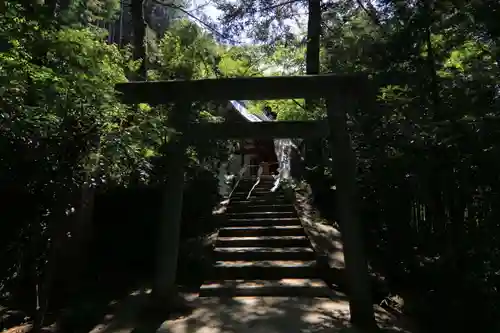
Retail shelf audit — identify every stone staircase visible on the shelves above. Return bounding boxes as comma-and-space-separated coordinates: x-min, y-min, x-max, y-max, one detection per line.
199, 177, 334, 298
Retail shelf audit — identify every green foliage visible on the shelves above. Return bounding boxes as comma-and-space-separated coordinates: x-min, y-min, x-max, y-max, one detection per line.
264, 41, 306, 75
247, 99, 311, 120
0, 22, 143, 188
154, 19, 263, 80
65, 0, 121, 25
156, 19, 217, 79
218, 46, 262, 77
0, 1, 237, 322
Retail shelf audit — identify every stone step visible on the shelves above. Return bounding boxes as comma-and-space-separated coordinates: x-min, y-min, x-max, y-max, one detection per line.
230, 199, 289, 206
226, 211, 297, 219
233, 185, 280, 190
238, 178, 275, 184
199, 279, 334, 297
231, 195, 288, 201
213, 247, 316, 261
224, 217, 302, 227
234, 188, 276, 193
227, 204, 295, 213
232, 190, 285, 195
231, 196, 286, 201
231, 196, 287, 203
216, 236, 309, 248
232, 189, 284, 194
236, 185, 275, 190
231, 194, 287, 200
218, 225, 305, 237
235, 186, 275, 192
211, 260, 318, 280
240, 184, 274, 188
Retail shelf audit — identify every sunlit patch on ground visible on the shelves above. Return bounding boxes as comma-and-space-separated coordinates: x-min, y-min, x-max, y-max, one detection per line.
158, 297, 411, 333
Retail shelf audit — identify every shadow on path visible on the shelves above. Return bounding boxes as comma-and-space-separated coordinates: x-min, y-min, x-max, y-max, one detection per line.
148, 296, 412, 333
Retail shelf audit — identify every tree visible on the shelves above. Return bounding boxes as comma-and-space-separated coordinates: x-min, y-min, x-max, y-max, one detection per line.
131, 0, 147, 79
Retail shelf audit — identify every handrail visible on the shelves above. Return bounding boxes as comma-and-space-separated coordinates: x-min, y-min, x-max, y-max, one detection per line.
246, 165, 263, 199
227, 164, 249, 199
226, 162, 279, 200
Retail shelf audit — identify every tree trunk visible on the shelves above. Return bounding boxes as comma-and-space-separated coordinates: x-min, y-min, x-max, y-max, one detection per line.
131, 0, 147, 80
305, 0, 324, 180
306, 0, 321, 79
63, 136, 101, 301
305, 0, 321, 111
32, 213, 68, 333
423, 0, 441, 120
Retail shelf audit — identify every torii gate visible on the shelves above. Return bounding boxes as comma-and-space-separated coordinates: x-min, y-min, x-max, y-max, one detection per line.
115, 74, 377, 329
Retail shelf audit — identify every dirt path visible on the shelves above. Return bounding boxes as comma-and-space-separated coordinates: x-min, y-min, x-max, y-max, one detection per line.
160, 296, 411, 333
87, 292, 412, 333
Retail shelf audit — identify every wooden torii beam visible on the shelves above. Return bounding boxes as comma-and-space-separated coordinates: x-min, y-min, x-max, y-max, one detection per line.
115, 74, 367, 104
115, 73, 377, 329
